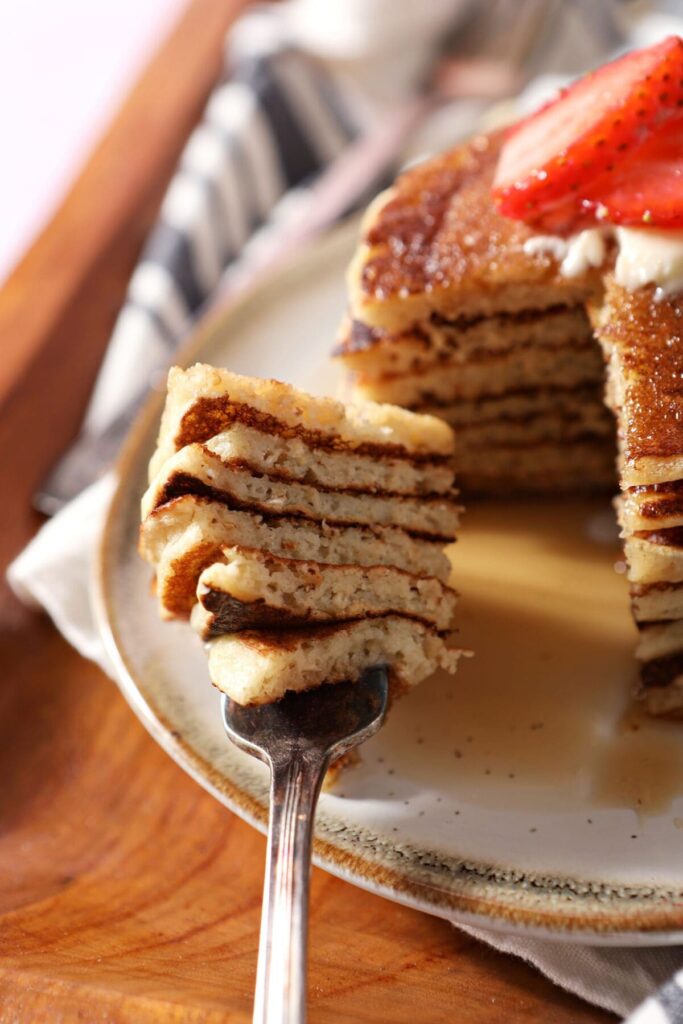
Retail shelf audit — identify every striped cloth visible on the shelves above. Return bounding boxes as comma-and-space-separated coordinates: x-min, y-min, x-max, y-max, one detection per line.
38, 8, 360, 510
628, 974, 683, 1024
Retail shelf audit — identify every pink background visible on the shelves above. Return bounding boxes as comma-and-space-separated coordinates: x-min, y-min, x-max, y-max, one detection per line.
0, 0, 188, 284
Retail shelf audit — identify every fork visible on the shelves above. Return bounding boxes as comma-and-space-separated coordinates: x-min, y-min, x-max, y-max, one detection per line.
221, 666, 389, 1024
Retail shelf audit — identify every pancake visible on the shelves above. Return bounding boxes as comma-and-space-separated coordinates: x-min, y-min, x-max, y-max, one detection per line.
194, 546, 457, 633
588, 278, 683, 488
349, 338, 604, 407
455, 438, 615, 497
335, 305, 592, 376
586, 279, 683, 715
197, 615, 461, 706
142, 443, 460, 540
631, 581, 683, 622
201, 421, 454, 496
346, 131, 601, 333
337, 134, 612, 497
142, 367, 461, 705
140, 495, 452, 617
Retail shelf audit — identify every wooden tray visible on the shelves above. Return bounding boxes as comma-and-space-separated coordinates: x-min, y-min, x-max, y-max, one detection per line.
0, 3, 610, 1019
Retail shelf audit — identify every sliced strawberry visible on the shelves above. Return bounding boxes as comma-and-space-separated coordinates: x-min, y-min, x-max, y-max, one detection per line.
582, 115, 683, 227
492, 35, 683, 225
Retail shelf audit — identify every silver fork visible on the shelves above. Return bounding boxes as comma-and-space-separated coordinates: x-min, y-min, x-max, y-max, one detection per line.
221, 666, 389, 1024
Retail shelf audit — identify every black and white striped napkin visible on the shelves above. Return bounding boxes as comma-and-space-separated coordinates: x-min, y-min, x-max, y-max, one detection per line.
36, 6, 361, 513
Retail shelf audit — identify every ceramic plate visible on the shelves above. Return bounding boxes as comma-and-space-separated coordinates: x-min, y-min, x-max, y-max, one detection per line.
95, 219, 683, 943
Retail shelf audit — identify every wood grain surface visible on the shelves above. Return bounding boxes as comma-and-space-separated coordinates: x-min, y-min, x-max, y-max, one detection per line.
0, 2, 614, 1020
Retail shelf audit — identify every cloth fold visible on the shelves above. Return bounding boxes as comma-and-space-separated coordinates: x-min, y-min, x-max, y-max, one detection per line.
9, 3, 683, 1021
9, 476, 116, 675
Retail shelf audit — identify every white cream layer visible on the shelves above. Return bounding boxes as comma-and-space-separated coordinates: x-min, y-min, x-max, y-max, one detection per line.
614, 227, 683, 298
523, 225, 683, 298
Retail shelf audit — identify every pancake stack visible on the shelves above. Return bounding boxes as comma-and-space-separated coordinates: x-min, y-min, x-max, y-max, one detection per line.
335, 130, 683, 716
140, 364, 462, 705
335, 132, 615, 495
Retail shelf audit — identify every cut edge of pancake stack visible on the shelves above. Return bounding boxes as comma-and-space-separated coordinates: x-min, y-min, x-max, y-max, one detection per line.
334, 133, 616, 496
140, 364, 463, 706
334, 122, 683, 718
589, 281, 683, 719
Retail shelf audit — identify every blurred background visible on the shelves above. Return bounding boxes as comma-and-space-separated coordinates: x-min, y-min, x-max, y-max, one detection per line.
0, 0, 185, 283
0, 0, 658, 287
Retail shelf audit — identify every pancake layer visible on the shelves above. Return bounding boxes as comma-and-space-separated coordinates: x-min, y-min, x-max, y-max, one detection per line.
593, 278, 683, 717
199, 616, 461, 706
195, 547, 458, 632
337, 133, 613, 495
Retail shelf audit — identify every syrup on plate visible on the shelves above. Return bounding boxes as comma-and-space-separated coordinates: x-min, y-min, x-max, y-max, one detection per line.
378, 498, 683, 818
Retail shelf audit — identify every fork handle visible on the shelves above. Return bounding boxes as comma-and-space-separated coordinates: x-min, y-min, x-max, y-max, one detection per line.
255, 750, 328, 1024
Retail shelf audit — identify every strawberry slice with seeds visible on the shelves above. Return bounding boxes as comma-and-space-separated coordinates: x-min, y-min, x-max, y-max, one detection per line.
582, 115, 683, 227
492, 35, 683, 226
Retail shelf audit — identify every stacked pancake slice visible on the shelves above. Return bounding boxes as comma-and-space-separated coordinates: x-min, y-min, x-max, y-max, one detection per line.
335, 133, 616, 495
140, 364, 462, 705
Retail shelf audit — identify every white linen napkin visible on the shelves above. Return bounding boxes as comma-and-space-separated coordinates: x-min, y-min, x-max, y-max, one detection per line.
10, 3, 683, 1020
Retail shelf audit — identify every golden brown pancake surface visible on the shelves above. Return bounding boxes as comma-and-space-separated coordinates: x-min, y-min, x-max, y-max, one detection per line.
350, 132, 601, 330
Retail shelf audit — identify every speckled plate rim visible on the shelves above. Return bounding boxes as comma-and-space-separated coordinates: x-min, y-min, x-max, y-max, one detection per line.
93, 220, 683, 945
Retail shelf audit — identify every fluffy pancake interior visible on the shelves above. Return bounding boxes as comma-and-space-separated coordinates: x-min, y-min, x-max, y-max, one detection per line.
337, 128, 683, 716
142, 366, 461, 707
141, 495, 453, 617
150, 363, 455, 480
195, 546, 457, 632
142, 444, 461, 540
